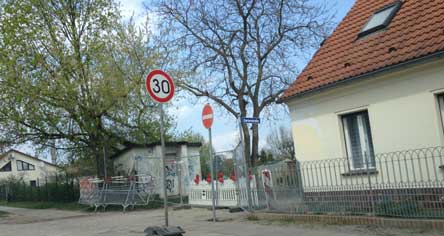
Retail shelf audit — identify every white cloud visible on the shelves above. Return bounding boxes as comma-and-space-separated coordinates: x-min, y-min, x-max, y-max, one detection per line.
119, 0, 144, 19
119, 0, 153, 29
176, 105, 194, 119
212, 131, 239, 151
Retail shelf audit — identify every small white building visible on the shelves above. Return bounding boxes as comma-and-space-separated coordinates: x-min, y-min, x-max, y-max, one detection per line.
111, 141, 201, 198
0, 149, 60, 186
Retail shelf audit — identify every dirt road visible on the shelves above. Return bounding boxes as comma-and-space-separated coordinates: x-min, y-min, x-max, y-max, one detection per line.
0, 206, 441, 236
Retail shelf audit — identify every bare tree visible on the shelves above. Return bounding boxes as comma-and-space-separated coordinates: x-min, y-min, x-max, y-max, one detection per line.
155, 0, 332, 166
266, 126, 295, 160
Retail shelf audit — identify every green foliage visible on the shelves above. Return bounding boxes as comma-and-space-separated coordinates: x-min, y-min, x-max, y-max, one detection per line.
376, 200, 419, 217
265, 126, 295, 160
246, 215, 259, 221
0, 201, 88, 211
257, 149, 274, 165
220, 158, 234, 177
199, 143, 211, 178
0, 0, 173, 175
0, 210, 9, 217
173, 129, 204, 143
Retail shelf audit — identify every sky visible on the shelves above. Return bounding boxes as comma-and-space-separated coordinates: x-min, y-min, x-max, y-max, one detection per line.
18, 0, 356, 161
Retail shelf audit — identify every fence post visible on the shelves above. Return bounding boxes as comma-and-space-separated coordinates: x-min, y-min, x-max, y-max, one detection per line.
45, 176, 49, 201
56, 174, 59, 202
65, 174, 68, 202
37, 178, 40, 201
233, 152, 241, 207
178, 160, 183, 205
365, 151, 375, 216
6, 184, 9, 203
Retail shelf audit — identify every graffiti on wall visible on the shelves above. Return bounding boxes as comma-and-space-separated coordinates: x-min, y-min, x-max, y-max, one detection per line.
165, 162, 178, 194
165, 163, 177, 177
166, 179, 175, 193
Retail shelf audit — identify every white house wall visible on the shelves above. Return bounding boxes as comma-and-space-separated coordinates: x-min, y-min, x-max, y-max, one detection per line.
287, 59, 444, 186
0, 151, 60, 185
288, 59, 444, 160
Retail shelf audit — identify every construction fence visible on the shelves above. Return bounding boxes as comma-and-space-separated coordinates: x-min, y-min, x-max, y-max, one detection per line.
78, 175, 156, 211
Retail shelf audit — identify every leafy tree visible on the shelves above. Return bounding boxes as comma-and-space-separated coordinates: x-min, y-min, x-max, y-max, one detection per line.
265, 126, 295, 160
173, 129, 210, 177
258, 149, 274, 165
154, 0, 332, 167
173, 129, 204, 143
220, 158, 234, 177
0, 0, 171, 175
199, 142, 211, 178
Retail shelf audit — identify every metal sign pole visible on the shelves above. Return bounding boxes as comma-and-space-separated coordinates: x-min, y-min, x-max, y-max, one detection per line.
160, 104, 169, 227
209, 127, 216, 222
178, 159, 183, 205
215, 152, 219, 207
103, 146, 107, 179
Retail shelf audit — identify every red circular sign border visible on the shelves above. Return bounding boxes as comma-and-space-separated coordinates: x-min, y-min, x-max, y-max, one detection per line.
202, 103, 214, 129
145, 69, 175, 103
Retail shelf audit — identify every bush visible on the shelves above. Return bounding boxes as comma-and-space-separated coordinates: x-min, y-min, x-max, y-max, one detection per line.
376, 199, 419, 217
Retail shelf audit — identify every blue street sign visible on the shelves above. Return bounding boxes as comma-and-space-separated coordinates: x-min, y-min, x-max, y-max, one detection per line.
241, 117, 260, 124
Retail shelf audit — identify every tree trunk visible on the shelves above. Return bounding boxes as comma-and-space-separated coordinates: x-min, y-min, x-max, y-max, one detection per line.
94, 149, 102, 177
91, 140, 102, 177
251, 123, 259, 167
242, 123, 252, 167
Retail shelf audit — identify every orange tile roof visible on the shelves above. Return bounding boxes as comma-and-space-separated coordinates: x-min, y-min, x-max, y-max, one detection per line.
282, 0, 444, 101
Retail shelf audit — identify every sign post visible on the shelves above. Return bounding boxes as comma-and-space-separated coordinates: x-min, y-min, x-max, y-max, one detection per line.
239, 116, 260, 212
202, 103, 216, 222
145, 69, 175, 227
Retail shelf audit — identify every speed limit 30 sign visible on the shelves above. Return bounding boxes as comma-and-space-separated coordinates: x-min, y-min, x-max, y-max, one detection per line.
145, 69, 175, 103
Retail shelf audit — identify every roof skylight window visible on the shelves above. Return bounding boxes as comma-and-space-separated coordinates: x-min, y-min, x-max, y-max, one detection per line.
358, 1, 402, 38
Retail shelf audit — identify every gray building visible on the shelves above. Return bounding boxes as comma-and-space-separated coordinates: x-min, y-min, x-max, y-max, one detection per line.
110, 142, 201, 198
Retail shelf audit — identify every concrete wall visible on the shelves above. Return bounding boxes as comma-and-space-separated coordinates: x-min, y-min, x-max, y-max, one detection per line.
286, 59, 444, 185
0, 150, 60, 185
112, 144, 201, 197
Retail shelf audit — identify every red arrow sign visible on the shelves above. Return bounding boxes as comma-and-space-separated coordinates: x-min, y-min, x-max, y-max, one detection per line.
202, 104, 214, 129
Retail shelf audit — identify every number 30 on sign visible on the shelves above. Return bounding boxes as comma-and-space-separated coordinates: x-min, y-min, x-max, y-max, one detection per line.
145, 70, 175, 103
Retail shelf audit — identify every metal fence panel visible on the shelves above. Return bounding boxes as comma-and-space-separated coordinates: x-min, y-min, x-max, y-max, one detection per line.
252, 147, 444, 219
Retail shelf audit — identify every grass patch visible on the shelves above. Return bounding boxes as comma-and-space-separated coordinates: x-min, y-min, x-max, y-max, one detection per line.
0, 196, 186, 212
246, 214, 303, 226
246, 214, 260, 221
0, 210, 9, 217
0, 201, 90, 211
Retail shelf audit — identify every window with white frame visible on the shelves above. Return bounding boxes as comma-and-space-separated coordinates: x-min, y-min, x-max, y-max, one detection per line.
438, 95, 444, 134
341, 111, 376, 170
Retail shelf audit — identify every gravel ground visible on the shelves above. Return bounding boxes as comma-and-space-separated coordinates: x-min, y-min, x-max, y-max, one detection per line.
0, 206, 442, 236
